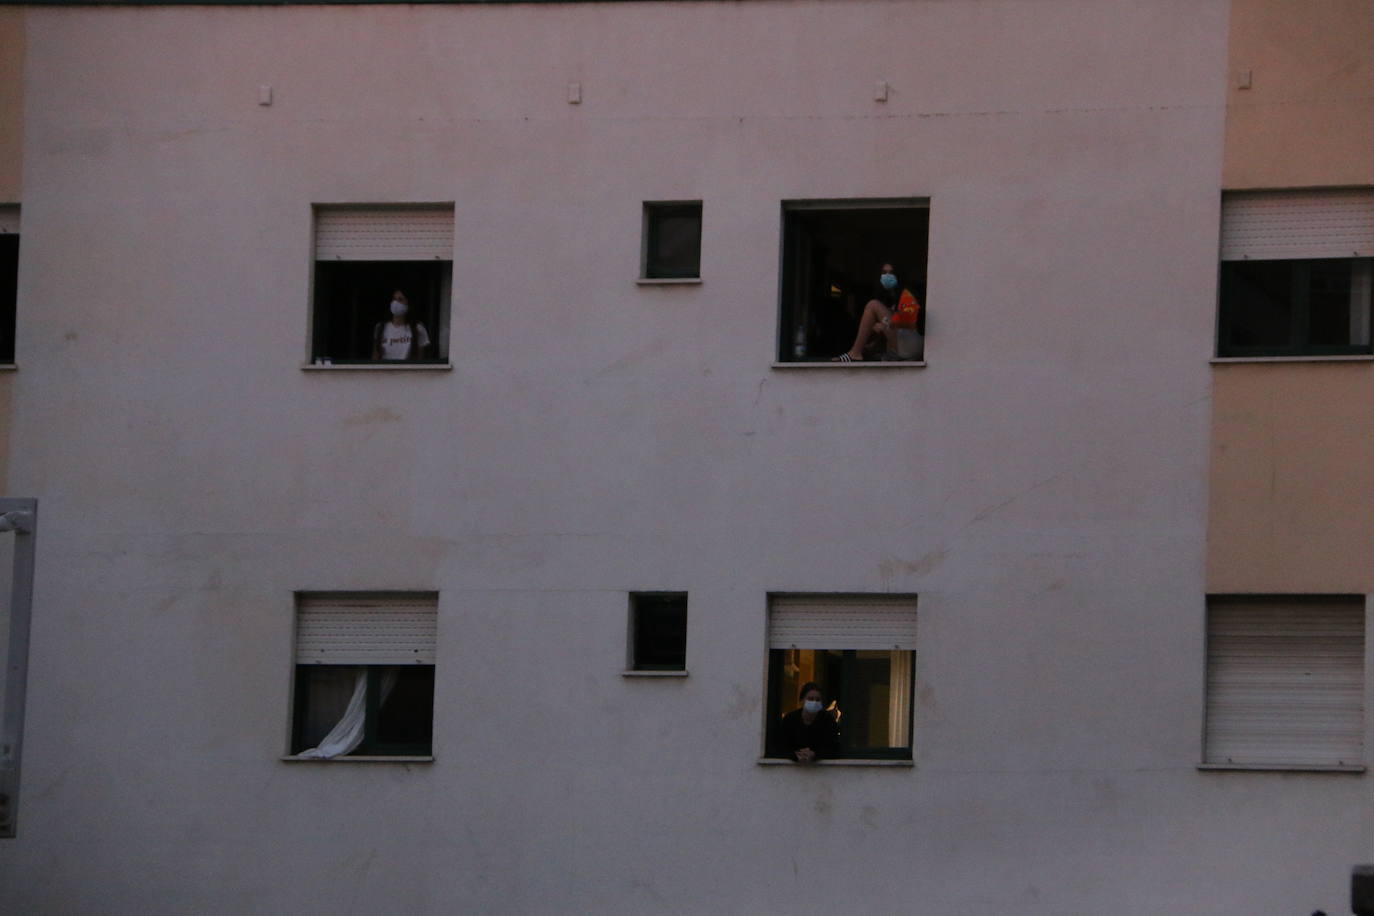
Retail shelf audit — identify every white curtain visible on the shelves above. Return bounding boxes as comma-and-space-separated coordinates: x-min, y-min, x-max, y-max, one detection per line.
299, 668, 399, 759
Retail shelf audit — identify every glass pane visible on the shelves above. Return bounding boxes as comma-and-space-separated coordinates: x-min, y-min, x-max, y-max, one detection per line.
840, 648, 895, 747
1308, 259, 1355, 346
1354, 259, 1374, 346
294, 666, 361, 752
0, 529, 12, 735
774, 648, 819, 721
632, 594, 688, 670
376, 665, 434, 749
646, 207, 701, 279
0, 235, 17, 363
888, 650, 913, 747
1219, 260, 1295, 351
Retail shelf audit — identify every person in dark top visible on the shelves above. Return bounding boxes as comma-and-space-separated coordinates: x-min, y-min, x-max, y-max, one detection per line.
779, 681, 840, 763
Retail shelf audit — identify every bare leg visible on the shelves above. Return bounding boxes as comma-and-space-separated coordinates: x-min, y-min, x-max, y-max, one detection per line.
840, 299, 891, 360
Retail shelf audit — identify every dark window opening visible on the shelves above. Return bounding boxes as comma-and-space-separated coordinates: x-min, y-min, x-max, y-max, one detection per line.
643, 202, 702, 279
630, 592, 688, 670
765, 648, 913, 759
1217, 257, 1372, 357
311, 260, 450, 364
780, 201, 929, 362
292, 665, 435, 757
0, 234, 17, 364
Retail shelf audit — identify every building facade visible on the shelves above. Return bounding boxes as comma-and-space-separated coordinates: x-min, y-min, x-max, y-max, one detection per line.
0, 1, 1370, 913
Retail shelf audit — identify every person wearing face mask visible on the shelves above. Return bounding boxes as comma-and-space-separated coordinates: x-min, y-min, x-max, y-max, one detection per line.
779, 682, 840, 763
372, 290, 432, 361
832, 262, 921, 362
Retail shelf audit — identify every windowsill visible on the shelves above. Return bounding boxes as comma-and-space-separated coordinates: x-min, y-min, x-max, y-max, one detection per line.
301, 362, 452, 371
636, 277, 702, 286
621, 669, 689, 678
0, 364, 14, 372
1211, 355, 1374, 364
1197, 762, 1365, 773
771, 360, 926, 370
281, 754, 435, 763
757, 757, 914, 768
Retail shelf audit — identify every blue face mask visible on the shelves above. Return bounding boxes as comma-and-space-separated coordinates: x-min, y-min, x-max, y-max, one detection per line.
880, 273, 898, 290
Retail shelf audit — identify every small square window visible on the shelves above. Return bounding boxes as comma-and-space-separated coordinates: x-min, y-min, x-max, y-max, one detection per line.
0, 206, 18, 365
641, 202, 702, 280
310, 206, 452, 364
629, 592, 688, 671
291, 592, 437, 758
1217, 190, 1374, 357
765, 595, 916, 760
1205, 595, 1364, 768
779, 200, 929, 362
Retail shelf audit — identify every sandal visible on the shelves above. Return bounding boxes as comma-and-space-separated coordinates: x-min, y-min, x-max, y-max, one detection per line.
831, 353, 862, 363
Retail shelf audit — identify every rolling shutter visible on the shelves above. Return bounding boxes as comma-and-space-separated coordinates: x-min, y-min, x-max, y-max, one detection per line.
1221, 190, 1374, 261
314, 206, 453, 261
769, 595, 917, 650
295, 593, 438, 665
1205, 597, 1364, 766
0, 206, 18, 235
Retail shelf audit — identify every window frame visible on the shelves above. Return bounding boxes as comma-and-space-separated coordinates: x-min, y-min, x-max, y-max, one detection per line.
776, 197, 930, 365
1216, 257, 1373, 358
287, 591, 438, 761
765, 648, 915, 761
0, 498, 38, 836
639, 201, 703, 282
762, 593, 917, 762
1215, 189, 1374, 359
307, 204, 454, 367
0, 205, 18, 367
626, 591, 689, 673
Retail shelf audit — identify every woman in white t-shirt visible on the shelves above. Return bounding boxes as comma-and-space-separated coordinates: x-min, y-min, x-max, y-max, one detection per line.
372, 290, 431, 361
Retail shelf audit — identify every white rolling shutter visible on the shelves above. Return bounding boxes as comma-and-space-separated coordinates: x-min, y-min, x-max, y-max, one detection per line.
0, 205, 18, 235
1221, 190, 1374, 261
769, 595, 917, 650
296, 593, 438, 665
1205, 598, 1364, 766
314, 206, 453, 261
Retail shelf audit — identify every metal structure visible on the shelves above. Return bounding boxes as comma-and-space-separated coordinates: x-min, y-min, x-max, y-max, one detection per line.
0, 498, 36, 838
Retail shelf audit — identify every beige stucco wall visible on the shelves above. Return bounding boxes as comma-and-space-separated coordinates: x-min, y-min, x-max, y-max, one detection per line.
1223, 0, 1374, 189
0, 9, 22, 202
1209, 0, 1374, 592
0, 9, 22, 490
1208, 363, 1374, 592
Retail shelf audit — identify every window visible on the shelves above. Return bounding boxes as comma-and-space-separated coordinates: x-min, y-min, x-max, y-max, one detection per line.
765, 595, 916, 760
0, 498, 36, 837
779, 199, 929, 362
1217, 190, 1374, 357
1205, 595, 1365, 769
310, 205, 452, 364
641, 202, 701, 280
290, 592, 437, 759
628, 592, 688, 672
0, 206, 17, 365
